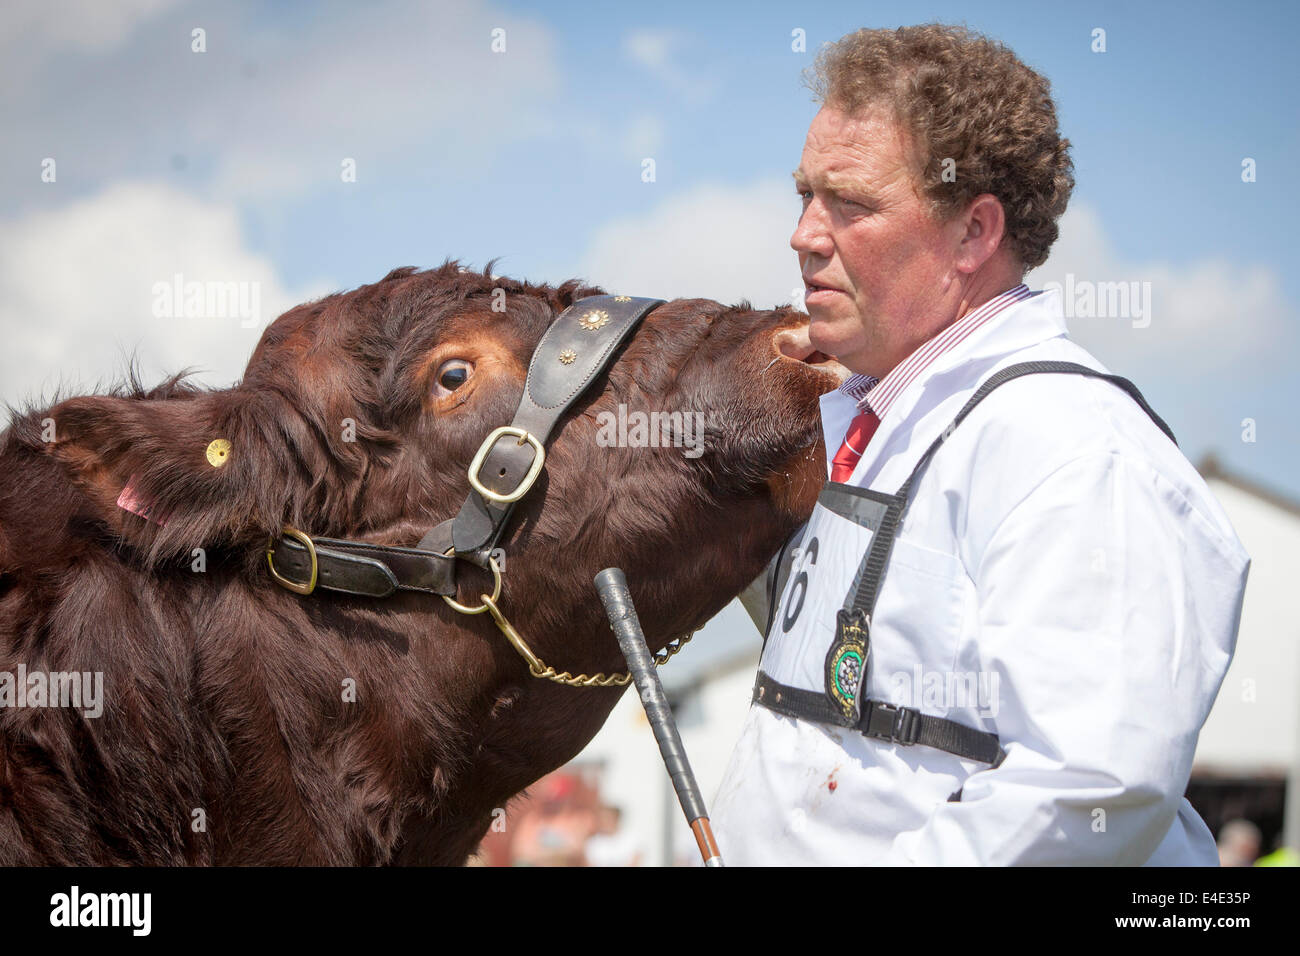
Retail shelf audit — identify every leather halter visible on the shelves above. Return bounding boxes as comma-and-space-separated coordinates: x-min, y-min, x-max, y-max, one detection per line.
266, 294, 666, 600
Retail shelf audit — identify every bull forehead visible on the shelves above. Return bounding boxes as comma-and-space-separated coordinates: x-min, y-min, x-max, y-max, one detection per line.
247, 289, 537, 378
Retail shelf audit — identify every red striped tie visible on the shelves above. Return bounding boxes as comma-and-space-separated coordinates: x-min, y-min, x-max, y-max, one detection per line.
830, 410, 881, 482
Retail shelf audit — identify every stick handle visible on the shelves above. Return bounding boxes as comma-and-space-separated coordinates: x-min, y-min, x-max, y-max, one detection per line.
594, 567, 724, 866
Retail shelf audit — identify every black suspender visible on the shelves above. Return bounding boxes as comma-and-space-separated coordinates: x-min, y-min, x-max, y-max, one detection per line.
752, 361, 1177, 768
754, 672, 1008, 765
895, 360, 1177, 502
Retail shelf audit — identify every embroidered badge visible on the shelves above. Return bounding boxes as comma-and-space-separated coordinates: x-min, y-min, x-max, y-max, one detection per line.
825, 608, 870, 720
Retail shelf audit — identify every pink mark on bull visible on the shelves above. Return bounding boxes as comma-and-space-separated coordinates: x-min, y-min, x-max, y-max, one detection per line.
117, 475, 167, 526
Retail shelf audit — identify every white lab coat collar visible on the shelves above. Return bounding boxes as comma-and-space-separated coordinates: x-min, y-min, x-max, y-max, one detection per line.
818, 287, 1072, 486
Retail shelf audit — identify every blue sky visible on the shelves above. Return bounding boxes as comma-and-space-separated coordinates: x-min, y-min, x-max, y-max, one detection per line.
2, 0, 1297, 503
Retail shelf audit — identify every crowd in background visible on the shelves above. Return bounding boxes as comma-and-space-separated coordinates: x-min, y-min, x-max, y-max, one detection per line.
471, 769, 641, 867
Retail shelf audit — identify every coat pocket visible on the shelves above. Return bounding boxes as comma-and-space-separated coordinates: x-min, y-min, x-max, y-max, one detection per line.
867, 536, 973, 709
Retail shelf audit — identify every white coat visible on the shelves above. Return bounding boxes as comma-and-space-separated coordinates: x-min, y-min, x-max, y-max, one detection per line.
712, 286, 1251, 865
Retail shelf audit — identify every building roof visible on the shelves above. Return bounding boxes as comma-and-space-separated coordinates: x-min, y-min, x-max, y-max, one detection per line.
1197, 453, 1300, 520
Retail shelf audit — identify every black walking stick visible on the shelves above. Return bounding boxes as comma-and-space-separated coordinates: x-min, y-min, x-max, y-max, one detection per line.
594, 567, 724, 867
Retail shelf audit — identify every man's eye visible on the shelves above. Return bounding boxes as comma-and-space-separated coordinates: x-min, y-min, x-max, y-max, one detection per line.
433, 359, 473, 397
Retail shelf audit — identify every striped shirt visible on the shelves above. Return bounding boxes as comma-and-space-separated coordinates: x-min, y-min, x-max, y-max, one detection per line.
838, 284, 1035, 419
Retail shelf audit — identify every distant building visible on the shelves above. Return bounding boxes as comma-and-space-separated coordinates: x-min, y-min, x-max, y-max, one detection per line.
1187, 455, 1300, 859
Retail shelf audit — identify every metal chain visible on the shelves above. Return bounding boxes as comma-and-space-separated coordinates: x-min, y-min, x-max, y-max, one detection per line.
529, 629, 696, 688
479, 591, 696, 688
439, 553, 696, 687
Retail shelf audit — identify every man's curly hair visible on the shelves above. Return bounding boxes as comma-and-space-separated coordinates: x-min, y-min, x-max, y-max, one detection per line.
806, 24, 1074, 270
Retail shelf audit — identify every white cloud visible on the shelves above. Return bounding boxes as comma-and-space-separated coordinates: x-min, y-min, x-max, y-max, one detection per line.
622, 27, 715, 103
0, 181, 332, 415
1027, 202, 1289, 376
206, 1, 562, 200
577, 177, 804, 308
624, 29, 677, 73
1, 0, 564, 204
621, 114, 666, 162
0, 0, 180, 69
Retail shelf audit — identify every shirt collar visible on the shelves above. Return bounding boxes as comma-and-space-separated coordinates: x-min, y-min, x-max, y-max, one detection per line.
835, 284, 1034, 418
838, 371, 879, 405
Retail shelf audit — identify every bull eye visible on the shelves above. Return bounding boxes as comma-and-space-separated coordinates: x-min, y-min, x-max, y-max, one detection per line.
433, 359, 473, 398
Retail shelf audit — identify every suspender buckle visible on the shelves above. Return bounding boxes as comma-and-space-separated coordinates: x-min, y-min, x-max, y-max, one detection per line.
862, 701, 921, 746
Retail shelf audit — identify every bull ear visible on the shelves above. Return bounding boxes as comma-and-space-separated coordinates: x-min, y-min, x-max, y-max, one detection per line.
43, 389, 280, 563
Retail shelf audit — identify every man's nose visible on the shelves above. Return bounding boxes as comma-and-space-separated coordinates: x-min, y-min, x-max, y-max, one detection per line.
790, 201, 832, 259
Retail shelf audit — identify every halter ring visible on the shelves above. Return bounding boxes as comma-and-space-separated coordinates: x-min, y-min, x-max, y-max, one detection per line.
441, 550, 503, 615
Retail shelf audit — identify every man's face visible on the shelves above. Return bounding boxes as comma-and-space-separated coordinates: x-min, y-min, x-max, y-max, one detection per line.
792, 105, 964, 379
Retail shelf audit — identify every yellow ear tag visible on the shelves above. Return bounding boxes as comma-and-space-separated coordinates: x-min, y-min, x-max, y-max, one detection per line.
206, 438, 232, 468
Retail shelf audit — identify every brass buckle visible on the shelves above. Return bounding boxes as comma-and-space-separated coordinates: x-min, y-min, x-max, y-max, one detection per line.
267, 525, 318, 595
467, 426, 545, 504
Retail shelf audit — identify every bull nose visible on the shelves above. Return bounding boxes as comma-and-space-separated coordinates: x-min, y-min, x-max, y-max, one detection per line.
772, 325, 818, 362
768, 323, 850, 384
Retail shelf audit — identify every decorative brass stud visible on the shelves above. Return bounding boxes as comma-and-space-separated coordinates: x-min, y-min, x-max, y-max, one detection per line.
577, 309, 610, 331
614, 295, 632, 302
558, 349, 577, 365
205, 438, 231, 468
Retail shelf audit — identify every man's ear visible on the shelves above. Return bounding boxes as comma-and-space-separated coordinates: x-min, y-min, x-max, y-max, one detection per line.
954, 193, 1008, 275
43, 389, 289, 563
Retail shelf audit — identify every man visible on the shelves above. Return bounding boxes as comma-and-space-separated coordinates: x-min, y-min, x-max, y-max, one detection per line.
1216, 819, 1262, 867
715, 24, 1250, 865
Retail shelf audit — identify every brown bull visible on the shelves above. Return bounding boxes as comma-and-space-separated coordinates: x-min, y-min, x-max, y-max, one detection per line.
0, 262, 837, 865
